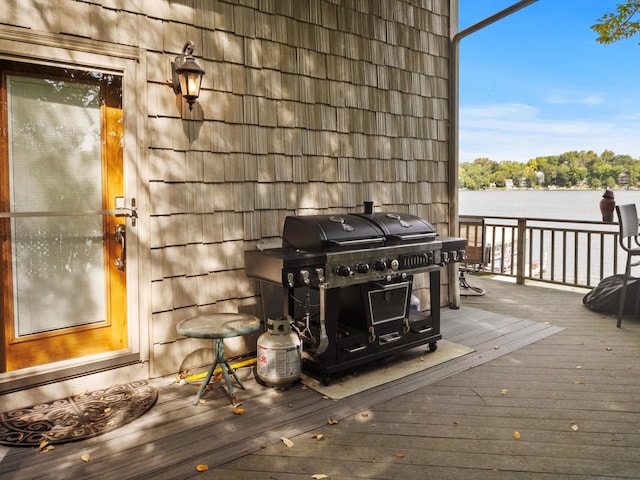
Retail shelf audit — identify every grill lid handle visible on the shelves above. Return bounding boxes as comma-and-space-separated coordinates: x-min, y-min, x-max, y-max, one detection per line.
389, 232, 438, 241
327, 237, 385, 247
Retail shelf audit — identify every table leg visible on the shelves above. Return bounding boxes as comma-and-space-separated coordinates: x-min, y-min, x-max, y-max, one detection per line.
223, 358, 245, 390
193, 338, 247, 406
192, 342, 220, 406
216, 340, 245, 405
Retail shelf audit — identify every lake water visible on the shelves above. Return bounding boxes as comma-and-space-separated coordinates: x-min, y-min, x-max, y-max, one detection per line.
459, 189, 639, 221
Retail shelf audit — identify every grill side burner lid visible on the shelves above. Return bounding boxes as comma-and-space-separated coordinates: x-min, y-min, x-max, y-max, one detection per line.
354, 212, 438, 244
282, 214, 386, 251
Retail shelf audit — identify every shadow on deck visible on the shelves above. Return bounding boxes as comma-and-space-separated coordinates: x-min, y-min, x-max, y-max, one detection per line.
1, 275, 639, 479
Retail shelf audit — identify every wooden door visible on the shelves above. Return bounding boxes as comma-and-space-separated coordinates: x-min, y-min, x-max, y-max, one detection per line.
0, 64, 127, 372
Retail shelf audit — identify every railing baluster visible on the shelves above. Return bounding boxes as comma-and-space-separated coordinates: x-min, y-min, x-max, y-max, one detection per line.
573, 232, 579, 285
562, 231, 567, 283
599, 233, 605, 282
586, 233, 592, 287
551, 230, 556, 281
538, 228, 544, 280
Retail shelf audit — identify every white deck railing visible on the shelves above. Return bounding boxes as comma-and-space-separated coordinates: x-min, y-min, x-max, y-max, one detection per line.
460, 215, 623, 288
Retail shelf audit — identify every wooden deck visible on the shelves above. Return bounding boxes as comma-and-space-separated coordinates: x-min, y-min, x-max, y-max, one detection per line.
2, 275, 640, 479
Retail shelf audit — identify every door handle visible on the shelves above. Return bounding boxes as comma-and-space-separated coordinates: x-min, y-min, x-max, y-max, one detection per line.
114, 224, 126, 271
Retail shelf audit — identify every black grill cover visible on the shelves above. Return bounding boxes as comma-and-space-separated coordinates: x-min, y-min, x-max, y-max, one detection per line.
583, 274, 640, 314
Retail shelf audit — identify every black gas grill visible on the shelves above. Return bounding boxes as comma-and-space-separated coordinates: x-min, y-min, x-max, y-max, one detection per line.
245, 204, 467, 382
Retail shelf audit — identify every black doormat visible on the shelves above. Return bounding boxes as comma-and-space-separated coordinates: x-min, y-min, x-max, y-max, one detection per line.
0, 380, 157, 447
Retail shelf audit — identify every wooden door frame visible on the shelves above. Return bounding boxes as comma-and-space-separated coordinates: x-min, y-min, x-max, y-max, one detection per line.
0, 27, 148, 391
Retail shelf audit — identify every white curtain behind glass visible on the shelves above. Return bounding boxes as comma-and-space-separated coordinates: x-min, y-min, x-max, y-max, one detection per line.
8, 76, 107, 336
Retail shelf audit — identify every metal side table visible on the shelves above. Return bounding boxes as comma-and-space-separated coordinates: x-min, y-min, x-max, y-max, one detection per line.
176, 313, 260, 405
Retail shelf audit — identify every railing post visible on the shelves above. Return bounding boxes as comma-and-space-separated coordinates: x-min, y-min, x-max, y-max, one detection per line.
516, 218, 527, 284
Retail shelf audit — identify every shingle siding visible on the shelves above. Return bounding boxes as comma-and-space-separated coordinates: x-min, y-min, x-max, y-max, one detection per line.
1, 0, 452, 378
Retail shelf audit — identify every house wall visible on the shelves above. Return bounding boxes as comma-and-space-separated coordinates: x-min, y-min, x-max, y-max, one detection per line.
0, 0, 453, 385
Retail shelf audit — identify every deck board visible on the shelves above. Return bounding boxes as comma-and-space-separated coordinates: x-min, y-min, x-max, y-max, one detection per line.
2, 275, 639, 479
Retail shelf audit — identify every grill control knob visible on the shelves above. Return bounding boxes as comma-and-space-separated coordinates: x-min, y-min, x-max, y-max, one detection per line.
355, 263, 370, 274
374, 260, 388, 271
337, 265, 352, 276
390, 259, 399, 270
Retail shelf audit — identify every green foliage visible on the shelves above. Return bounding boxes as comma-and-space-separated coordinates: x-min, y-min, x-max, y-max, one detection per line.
459, 150, 640, 190
592, 1, 640, 44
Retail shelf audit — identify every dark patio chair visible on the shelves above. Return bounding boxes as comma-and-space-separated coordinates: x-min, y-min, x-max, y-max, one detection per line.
615, 204, 640, 327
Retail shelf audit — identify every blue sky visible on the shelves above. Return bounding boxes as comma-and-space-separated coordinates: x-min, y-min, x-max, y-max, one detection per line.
458, 0, 640, 164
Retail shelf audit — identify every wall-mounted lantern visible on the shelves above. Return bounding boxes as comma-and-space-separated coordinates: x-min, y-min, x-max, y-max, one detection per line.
171, 41, 205, 111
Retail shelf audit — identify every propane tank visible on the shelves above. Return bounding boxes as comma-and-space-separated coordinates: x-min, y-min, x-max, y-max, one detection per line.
256, 316, 302, 387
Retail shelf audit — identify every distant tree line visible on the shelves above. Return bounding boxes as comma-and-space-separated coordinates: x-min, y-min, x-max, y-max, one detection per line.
459, 150, 640, 190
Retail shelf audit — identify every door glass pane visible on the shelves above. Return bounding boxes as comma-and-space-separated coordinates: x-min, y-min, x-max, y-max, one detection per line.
8, 75, 106, 336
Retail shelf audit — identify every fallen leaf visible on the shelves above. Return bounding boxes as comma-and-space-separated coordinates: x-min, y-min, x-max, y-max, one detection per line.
573, 380, 583, 384
494, 345, 501, 349
81, 453, 91, 463
394, 452, 405, 458
606, 346, 612, 351
311, 433, 324, 440
233, 406, 245, 415
361, 412, 369, 417
327, 418, 338, 425
195, 464, 209, 472
281, 437, 294, 448
513, 431, 521, 440
322, 395, 330, 400
500, 389, 508, 395
38, 440, 55, 454
288, 403, 294, 408
576, 365, 582, 369
198, 399, 206, 404
571, 423, 579, 431
103, 407, 112, 414
311, 475, 328, 479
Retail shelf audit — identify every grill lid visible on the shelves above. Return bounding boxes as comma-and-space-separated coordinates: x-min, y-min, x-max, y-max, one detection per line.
283, 214, 385, 251
282, 212, 438, 251
355, 212, 438, 244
